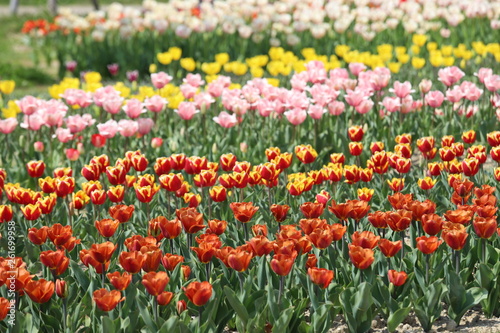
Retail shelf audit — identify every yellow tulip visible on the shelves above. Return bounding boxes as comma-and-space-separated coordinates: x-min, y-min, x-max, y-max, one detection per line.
215, 53, 230, 65
157, 52, 173, 65
250, 66, 264, 78
180, 58, 196, 72
149, 64, 157, 73
0, 80, 16, 95
412, 34, 427, 47
168, 47, 182, 61
84, 72, 102, 84
388, 62, 401, 73
411, 57, 426, 69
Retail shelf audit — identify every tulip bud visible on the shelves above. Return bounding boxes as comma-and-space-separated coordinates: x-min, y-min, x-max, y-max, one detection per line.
77, 142, 85, 154
151, 137, 163, 149
177, 300, 187, 314
34, 141, 45, 152
240, 142, 248, 153
56, 279, 68, 298
65, 149, 80, 161
91, 134, 107, 148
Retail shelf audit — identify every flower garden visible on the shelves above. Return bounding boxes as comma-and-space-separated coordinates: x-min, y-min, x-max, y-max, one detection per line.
0, 0, 500, 332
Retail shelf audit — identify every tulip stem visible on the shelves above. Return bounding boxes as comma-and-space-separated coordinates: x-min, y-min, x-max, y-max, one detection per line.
153, 297, 158, 323
101, 264, 105, 288
425, 254, 430, 284
400, 231, 405, 270
199, 307, 203, 329
243, 223, 248, 241
482, 239, 486, 264
238, 272, 244, 294
62, 298, 67, 332
166, 192, 171, 218
170, 239, 175, 253
455, 250, 460, 275
206, 262, 211, 282
278, 275, 284, 306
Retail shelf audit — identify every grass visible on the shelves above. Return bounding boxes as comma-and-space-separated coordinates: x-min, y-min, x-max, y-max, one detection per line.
0, 14, 57, 93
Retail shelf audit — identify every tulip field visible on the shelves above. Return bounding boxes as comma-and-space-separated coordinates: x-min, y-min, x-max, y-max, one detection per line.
1, 0, 500, 332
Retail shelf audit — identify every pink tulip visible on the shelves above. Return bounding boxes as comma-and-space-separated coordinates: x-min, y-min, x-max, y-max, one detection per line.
255, 99, 274, 117
21, 114, 44, 131
151, 137, 163, 148
180, 84, 198, 99
213, 111, 238, 128
151, 72, 173, 89
102, 95, 124, 115
381, 97, 401, 113
97, 119, 119, 138
123, 98, 145, 119
61, 89, 93, 108
93, 86, 120, 107
460, 82, 483, 102
425, 91, 445, 108
55, 128, 73, 143
438, 66, 465, 87
65, 148, 80, 161
207, 82, 225, 98
174, 102, 199, 120
284, 108, 307, 125
419, 79, 432, 94
144, 95, 168, 113
355, 99, 374, 114
65, 114, 94, 134
183, 74, 205, 87
484, 75, 500, 92
137, 118, 155, 136
475, 68, 493, 84
0, 118, 18, 134
118, 120, 138, 137
194, 92, 215, 110
390, 81, 414, 99
307, 105, 326, 120
345, 89, 369, 107
348, 62, 367, 77
327, 101, 345, 116
34, 141, 44, 152
17, 96, 39, 115
446, 86, 464, 103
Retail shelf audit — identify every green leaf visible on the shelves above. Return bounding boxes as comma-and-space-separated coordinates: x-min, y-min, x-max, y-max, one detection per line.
311, 304, 333, 333
70, 261, 91, 291
387, 307, 411, 332
101, 316, 115, 332
223, 286, 249, 326
272, 307, 294, 333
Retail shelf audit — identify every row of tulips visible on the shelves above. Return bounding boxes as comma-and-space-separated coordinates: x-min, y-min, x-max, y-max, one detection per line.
22, 0, 500, 77
0, 129, 500, 331
1, 64, 500, 173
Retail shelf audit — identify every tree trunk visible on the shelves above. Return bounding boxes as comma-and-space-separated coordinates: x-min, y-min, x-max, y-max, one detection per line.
47, 0, 57, 15
91, 0, 100, 10
9, 0, 20, 15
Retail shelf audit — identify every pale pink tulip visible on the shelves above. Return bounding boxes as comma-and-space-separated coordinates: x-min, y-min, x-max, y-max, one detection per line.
419, 79, 432, 94
425, 91, 445, 108
446, 86, 464, 103
307, 105, 326, 120
55, 128, 73, 143
475, 68, 493, 84
438, 66, 465, 87
137, 118, 155, 135
180, 84, 198, 99
17, 96, 39, 115
381, 97, 401, 113
284, 108, 307, 125
144, 95, 168, 113
355, 99, 374, 114
390, 81, 414, 99
118, 120, 138, 137
102, 95, 124, 115
151, 72, 173, 89
327, 101, 345, 116
183, 73, 205, 87
0, 118, 18, 134
123, 98, 145, 119
349, 63, 367, 77
213, 111, 238, 128
97, 119, 119, 138
174, 102, 199, 120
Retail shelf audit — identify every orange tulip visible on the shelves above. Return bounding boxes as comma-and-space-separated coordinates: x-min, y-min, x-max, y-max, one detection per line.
140, 247, 162, 272
387, 209, 412, 232
300, 202, 324, 218
109, 204, 134, 223
348, 244, 374, 270
328, 200, 353, 221
308, 225, 334, 250
40, 250, 69, 276
177, 207, 205, 234
473, 217, 498, 239
142, 271, 169, 296
367, 211, 388, 229
95, 219, 120, 238
93, 289, 124, 311
270, 204, 290, 222
228, 247, 254, 272
421, 213, 444, 236
24, 279, 54, 303
308, 267, 334, 289
183, 281, 213, 306
107, 272, 132, 291
270, 253, 296, 276
28, 226, 48, 245
89, 242, 116, 264
157, 291, 174, 306
207, 219, 227, 235
306, 254, 318, 269
161, 253, 184, 271
388, 270, 407, 286
55, 279, 68, 298
246, 235, 274, 256
230, 202, 259, 223
416, 236, 442, 254
377, 239, 402, 258
191, 242, 217, 264
351, 231, 380, 249
442, 224, 468, 250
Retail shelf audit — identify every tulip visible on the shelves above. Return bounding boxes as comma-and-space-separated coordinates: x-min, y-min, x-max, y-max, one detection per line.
270, 204, 290, 223
21, 204, 42, 221
473, 217, 497, 239
270, 253, 296, 276
93, 289, 124, 311
40, 250, 69, 276
348, 245, 375, 270
442, 225, 468, 251
151, 137, 163, 149
34, 141, 45, 152
300, 202, 324, 219
142, 271, 169, 296
157, 291, 174, 306
230, 202, 259, 223
378, 239, 402, 258
227, 248, 253, 272
388, 270, 408, 286
26, 161, 45, 178
183, 281, 213, 306
24, 279, 54, 303
308, 268, 334, 289
107, 272, 132, 291
416, 236, 442, 255
0, 205, 13, 223
161, 254, 184, 271
351, 231, 380, 249
295, 145, 318, 164
177, 300, 187, 314
55, 279, 68, 298
177, 207, 205, 234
